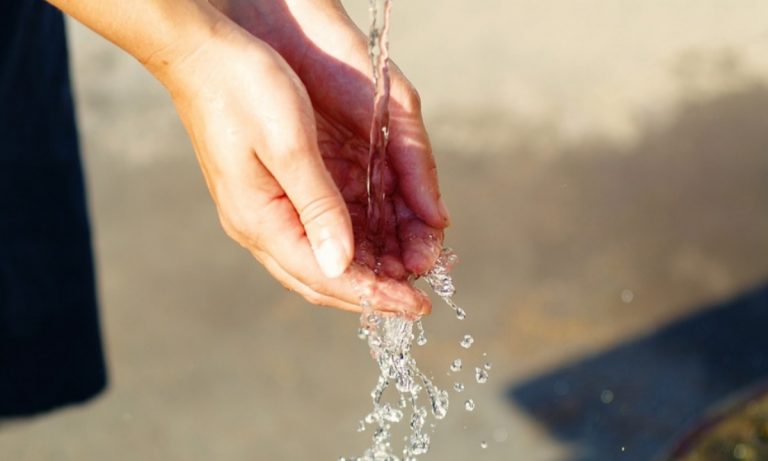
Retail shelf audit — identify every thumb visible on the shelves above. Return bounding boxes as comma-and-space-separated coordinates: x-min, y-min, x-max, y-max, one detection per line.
293, 163, 354, 279
254, 75, 353, 278
265, 144, 353, 279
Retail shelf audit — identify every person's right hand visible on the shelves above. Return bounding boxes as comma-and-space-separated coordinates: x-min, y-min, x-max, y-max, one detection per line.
149, 17, 436, 316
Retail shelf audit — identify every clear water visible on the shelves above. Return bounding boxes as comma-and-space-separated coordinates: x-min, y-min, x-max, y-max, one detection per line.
365, 0, 393, 240
475, 367, 489, 384
344, 251, 459, 461
340, 1, 490, 459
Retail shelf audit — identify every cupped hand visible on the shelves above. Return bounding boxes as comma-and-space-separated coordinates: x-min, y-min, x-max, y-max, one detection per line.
157, 3, 449, 316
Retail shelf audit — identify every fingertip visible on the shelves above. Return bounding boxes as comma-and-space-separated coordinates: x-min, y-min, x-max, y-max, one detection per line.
396, 204, 444, 275
416, 289, 432, 317
302, 194, 354, 279
380, 254, 406, 280
314, 236, 352, 278
406, 193, 448, 230
437, 197, 451, 227
403, 239, 441, 275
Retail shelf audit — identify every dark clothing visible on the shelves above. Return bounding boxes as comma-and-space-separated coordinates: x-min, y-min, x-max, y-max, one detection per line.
0, 1, 106, 415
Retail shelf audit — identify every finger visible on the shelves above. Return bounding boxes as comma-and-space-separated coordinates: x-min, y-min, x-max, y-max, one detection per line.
214, 143, 428, 315
258, 208, 431, 316
387, 73, 450, 230
254, 250, 363, 313
279, 21, 450, 230
251, 59, 354, 279
395, 197, 443, 275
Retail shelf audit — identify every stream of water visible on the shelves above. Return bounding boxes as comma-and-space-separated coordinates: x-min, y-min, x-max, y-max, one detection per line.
338, 1, 490, 460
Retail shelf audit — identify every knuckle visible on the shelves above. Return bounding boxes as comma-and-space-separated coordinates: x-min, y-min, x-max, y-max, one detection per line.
268, 142, 304, 167
219, 212, 243, 241
218, 207, 264, 249
264, 130, 314, 171
298, 194, 344, 230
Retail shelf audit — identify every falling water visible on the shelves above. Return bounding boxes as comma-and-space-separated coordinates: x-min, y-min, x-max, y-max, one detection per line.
365, 0, 392, 239
340, 1, 490, 459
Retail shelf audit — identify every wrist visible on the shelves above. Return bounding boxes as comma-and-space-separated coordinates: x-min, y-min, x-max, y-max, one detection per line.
140, 3, 232, 85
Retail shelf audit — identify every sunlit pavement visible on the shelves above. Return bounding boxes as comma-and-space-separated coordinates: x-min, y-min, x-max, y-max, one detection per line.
1, 3, 768, 460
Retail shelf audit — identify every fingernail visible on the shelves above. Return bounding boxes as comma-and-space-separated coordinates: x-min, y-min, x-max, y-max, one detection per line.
437, 197, 451, 225
314, 238, 349, 278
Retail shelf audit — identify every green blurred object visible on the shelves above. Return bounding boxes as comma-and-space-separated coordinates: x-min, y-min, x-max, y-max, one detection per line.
667, 385, 768, 461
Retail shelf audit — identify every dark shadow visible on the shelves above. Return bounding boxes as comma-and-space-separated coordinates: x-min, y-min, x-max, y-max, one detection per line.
507, 283, 768, 461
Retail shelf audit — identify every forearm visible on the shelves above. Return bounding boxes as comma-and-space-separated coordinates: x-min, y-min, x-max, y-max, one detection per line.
46, 0, 224, 80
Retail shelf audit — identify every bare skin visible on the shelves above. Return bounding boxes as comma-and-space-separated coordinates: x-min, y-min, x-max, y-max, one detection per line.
48, 0, 449, 316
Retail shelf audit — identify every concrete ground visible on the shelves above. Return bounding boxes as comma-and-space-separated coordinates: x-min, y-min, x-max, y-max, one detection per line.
2, 1, 768, 460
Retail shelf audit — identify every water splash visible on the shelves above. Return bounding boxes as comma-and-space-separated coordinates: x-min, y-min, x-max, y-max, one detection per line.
423, 250, 467, 322
475, 367, 489, 384
342, 0, 484, 458
347, 252, 457, 461
415, 321, 428, 346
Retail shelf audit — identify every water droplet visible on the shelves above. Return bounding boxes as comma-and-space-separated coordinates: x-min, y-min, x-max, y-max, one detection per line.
357, 420, 366, 432
621, 289, 634, 304
450, 358, 462, 372
455, 307, 466, 320
480, 441, 488, 449
484, 362, 492, 371
409, 432, 430, 455
431, 390, 450, 420
380, 404, 404, 423
357, 328, 370, 340
415, 320, 428, 346
464, 399, 476, 412
366, 313, 381, 327
475, 367, 489, 384
453, 382, 464, 393
460, 334, 474, 349
600, 389, 615, 404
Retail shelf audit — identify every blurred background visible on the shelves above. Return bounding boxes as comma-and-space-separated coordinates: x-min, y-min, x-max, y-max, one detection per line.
2, 1, 768, 460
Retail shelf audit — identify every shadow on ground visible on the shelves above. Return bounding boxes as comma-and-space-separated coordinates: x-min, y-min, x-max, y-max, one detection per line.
498, 79, 768, 461
507, 284, 768, 461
